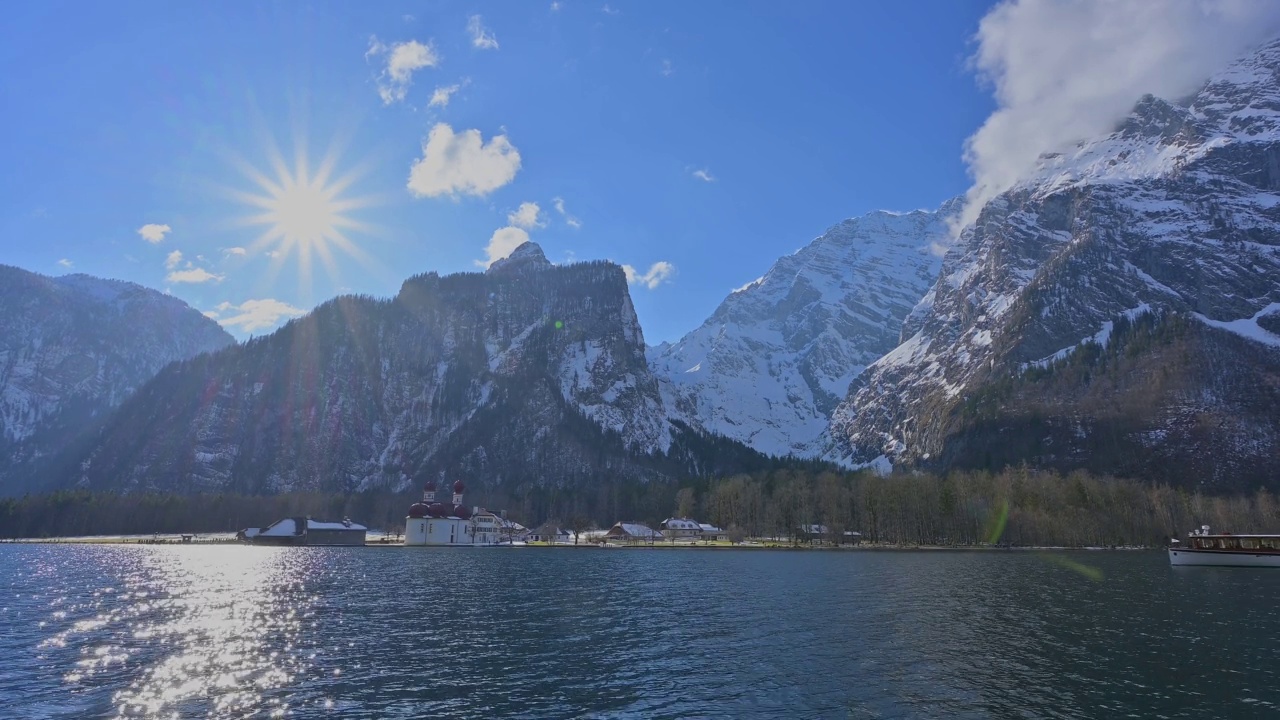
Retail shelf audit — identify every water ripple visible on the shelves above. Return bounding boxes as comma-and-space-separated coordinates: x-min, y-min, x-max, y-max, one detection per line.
0, 546, 1278, 718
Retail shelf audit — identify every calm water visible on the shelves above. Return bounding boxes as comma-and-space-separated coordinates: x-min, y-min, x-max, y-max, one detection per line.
1, 545, 1276, 719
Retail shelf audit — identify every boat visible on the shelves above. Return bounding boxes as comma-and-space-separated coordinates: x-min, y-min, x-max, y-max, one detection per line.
1168, 525, 1280, 567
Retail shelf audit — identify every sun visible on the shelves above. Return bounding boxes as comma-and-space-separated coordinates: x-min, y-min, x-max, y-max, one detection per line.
229, 135, 376, 298
269, 180, 339, 248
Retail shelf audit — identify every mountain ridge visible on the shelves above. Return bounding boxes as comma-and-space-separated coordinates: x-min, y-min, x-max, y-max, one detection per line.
0, 264, 234, 492
51, 245, 796, 496
827, 38, 1280, 491
650, 199, 961, 459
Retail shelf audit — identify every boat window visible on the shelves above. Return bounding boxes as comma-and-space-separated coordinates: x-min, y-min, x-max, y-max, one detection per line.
1262, 538, 1280, 550
1240, 538, 1260, 550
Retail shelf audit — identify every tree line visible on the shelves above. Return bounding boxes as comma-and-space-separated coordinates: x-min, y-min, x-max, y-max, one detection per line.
690, 466, 1278, 547
1, 466, 1276, 546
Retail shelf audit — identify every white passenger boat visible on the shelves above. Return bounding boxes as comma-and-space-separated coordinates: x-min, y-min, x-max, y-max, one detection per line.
1168, 525, 1280, 567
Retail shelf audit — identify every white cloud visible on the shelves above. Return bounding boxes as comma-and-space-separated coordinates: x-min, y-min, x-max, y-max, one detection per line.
212, 299, 306, 333
222, 247, 247, 257
551, 196, 582, 228
507, 201, 547, 229
691, 168, 715, 182
960, 0, 1280, 229
266, 250, 283, 259
550, 1, 562, 11
602, 4, 620, 15
622, 261, 675, 290
165, 250, 183, 269
56, 258, 73, 268
468, 15, 499, 50
407, 123, 522, 198
429, 82, 464, 108
661, 59, 674, 77
367, 36, 439, 105
137, 223, 171, 243
476, 226, 530, 268
165, 268, 224, 284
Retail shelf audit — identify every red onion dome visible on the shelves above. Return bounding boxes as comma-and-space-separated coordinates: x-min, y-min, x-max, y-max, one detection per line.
452, 480, 465, 494
408, 503, 429, 519
424, 481, 437, 492
428, 503, 448, 518
453, 504, 472, 520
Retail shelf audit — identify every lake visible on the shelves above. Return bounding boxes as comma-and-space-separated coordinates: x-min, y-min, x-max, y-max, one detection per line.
0, 545, 1276, 719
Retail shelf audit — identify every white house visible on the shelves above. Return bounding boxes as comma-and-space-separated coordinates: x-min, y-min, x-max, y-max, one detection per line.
660, 518, 702, 538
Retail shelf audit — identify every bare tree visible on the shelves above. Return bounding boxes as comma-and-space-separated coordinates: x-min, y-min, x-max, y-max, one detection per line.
568, 514, 592, 546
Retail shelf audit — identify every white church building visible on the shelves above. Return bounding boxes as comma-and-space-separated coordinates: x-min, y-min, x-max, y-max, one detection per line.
404, 480, 515, 546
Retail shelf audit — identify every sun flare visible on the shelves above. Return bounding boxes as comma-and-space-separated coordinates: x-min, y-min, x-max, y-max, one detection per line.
229, 136, 376, 297
269, 180, 340, 247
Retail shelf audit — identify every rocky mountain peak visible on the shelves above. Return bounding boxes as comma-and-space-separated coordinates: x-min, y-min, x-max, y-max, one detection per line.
61, 253, 682, 495
826, 36, 1280, 490
651, 200, 961, 459
487, 241, 551, 275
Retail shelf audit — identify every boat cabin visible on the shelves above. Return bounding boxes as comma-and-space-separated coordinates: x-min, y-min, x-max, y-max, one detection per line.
1184, 535, 1280, 551
1178, 525, 1280, 553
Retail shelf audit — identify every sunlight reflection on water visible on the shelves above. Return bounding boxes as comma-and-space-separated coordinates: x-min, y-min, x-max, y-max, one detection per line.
21, 546, 343, 718
3, 546, 1279, 719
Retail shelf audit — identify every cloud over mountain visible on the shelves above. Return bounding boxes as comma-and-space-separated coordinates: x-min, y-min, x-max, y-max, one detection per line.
959, 0, 1280, 229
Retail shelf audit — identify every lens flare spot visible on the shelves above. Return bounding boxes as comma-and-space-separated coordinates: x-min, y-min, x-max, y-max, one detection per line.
984, 499, 1009, 544
1040, 553, 1105, 582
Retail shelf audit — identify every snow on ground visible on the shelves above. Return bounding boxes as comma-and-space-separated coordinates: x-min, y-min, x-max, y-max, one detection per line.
1194, 303, 1280, 348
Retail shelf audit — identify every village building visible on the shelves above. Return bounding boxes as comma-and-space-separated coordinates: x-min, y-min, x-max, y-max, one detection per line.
528, 527, 572, 544
470, 509, 529, 545
698, 523, 727, 541
497, 516, 529, 543
404, 481, 527, 546
604, 522, 661, 543
660, 518, 702, 538
470, 509, 502, 545
405, 480, 476, 546
239, 517, 367, 546
797, 525, 863, 545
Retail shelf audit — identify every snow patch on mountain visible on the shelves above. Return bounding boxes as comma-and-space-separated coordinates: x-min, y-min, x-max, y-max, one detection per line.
828, 38, 1280, 481
651, 201, 961, 458
1194, 302, 1280, 348
0, 266, 234, 491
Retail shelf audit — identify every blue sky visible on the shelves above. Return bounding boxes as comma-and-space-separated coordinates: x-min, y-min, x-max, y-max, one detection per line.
0, 0, 997, 342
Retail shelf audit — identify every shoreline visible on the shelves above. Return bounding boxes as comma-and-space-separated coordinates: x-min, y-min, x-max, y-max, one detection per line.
0, 536, 1156, 551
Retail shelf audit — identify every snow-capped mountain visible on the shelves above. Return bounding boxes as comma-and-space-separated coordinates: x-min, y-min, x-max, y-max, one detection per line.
63, 244, 770, 495
0, 266, 234, 491
829, 39, 1280, 491
651, 202, 959, 458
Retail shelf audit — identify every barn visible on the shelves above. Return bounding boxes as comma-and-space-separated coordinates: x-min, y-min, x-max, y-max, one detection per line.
240, 517, 367, 546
